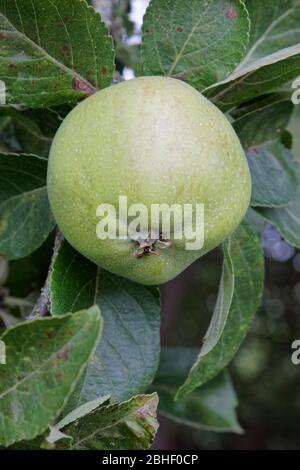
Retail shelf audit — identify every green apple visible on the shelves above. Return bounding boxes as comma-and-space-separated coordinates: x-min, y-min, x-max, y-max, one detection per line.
47, 76, 251, 285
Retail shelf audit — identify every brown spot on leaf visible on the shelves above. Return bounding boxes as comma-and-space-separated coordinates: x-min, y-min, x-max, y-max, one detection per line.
56, 349, 69, 361
61, 329, 74, 337
46, 331, 54, 340
55, 372, 62, 381
9, 63, 17, 69
60, 46, 69, 57
100, 66, 108, 76
176, 26, 183, 32
226, 6, 238, 19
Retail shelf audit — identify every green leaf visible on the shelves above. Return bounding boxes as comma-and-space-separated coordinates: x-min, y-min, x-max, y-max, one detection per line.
152, 348, 242, 433
50, 240, 161, 406
233, 97, 294, 148
0, 306, 102, 447
245, 207, 267, 236
288, 103, 300, 158
200, 240, 234, 357
141, 0, 250, 90
239, 0, 300, 67
0, 107, 61, 157
6, 435, 47, 450
8, 426, 73, 450
0, 0, 115, 107
176, 222, 264, 400
258, 159, 300, 249
247, 142, 297, 207
233, 98, 297, 208
0, 153, 55, 260
0, 339, 5, 364
55, 395, 110, 430
62, 393, 159, 450
206, 44, 300, 110
0, 112, 20, 153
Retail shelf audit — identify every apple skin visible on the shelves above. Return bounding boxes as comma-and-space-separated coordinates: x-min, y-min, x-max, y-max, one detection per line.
47, 76, 251, 285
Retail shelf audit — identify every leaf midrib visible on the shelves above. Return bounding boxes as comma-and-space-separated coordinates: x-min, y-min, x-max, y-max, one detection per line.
0, 185, 47, 207
0, 315, 95, 402
74, 396, 154, 447
167, 0, 212, 76
0, 11, 96, 93
237, 1, 300, 70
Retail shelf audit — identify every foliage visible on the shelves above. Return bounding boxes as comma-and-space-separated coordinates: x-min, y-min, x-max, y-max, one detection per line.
0, 0, 299, 450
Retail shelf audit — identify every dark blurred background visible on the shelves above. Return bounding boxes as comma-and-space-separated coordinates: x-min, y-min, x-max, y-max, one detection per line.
158, 239, 300, 450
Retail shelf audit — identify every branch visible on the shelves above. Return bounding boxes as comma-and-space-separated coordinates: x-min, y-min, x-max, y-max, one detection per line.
30, 231, 64, 319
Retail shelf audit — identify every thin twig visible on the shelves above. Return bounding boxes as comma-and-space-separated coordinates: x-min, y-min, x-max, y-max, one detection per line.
30, 231, 64, 319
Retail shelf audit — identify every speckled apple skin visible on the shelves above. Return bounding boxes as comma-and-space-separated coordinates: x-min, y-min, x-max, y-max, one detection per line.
47, 77, 251, 285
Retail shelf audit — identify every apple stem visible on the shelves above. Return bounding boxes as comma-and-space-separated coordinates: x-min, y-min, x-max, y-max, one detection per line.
133, 232, 173, 258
